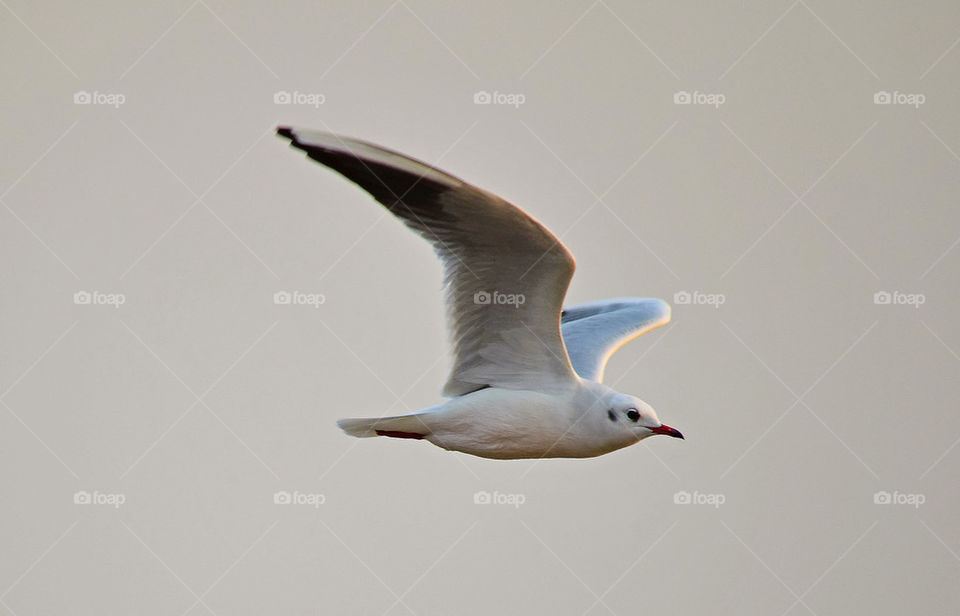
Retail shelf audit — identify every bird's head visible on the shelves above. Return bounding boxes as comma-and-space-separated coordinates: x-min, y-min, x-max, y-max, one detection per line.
603, 392, 683, 441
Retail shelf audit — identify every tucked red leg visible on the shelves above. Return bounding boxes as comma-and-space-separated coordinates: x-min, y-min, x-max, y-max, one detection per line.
375, 430, 425, 439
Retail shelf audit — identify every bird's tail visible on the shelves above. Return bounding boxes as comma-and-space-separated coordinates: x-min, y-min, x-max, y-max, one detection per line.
337, 412, 434, 439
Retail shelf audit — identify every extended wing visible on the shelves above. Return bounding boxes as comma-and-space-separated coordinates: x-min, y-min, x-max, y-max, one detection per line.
561, 298, 670, 382
278, 128, 580, 396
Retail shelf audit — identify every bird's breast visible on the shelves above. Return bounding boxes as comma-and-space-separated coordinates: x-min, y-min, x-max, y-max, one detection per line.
423, 387, 608, 459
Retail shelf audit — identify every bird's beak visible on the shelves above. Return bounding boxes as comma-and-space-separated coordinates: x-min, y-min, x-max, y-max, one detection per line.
650, 424, 684, 439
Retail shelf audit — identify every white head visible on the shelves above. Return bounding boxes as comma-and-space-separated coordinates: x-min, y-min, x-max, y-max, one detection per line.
599, 390, 683, 442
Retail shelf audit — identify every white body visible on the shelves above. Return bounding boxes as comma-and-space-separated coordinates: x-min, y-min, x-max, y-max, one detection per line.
339, 380, 662, 460
424, 384, 641, 459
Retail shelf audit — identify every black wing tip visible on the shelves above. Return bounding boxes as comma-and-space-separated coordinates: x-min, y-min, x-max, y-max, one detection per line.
276, 126, 337, 159
277, 127, 308, 154
277, 126, 318, 158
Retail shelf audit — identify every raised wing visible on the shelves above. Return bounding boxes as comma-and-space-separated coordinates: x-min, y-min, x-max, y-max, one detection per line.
561, 298, 670, 382
278, 128, 579, 396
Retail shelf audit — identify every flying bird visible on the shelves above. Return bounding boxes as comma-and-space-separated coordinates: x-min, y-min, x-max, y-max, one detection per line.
278, 127, 682, 459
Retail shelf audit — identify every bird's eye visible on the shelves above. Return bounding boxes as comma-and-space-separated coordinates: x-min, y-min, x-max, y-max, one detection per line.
626, 409, 640, 422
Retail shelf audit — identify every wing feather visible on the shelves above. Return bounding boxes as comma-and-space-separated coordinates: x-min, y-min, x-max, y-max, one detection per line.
278, 128, 579, 395
561, 298, 670, 382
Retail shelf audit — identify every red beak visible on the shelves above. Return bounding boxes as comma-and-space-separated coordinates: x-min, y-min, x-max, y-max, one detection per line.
650, 424, 684, 439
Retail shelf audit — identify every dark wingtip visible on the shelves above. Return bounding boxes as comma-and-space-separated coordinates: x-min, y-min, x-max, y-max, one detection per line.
276, 126, 295, 141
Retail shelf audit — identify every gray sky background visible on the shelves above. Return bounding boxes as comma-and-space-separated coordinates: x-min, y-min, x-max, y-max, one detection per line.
2, 1, 960, 614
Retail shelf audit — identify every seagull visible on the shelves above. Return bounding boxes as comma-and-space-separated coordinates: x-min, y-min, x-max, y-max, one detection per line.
278, 127, 682, 459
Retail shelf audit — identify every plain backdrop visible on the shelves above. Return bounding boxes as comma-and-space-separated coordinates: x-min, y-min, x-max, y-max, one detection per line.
2, 1, 960, 614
